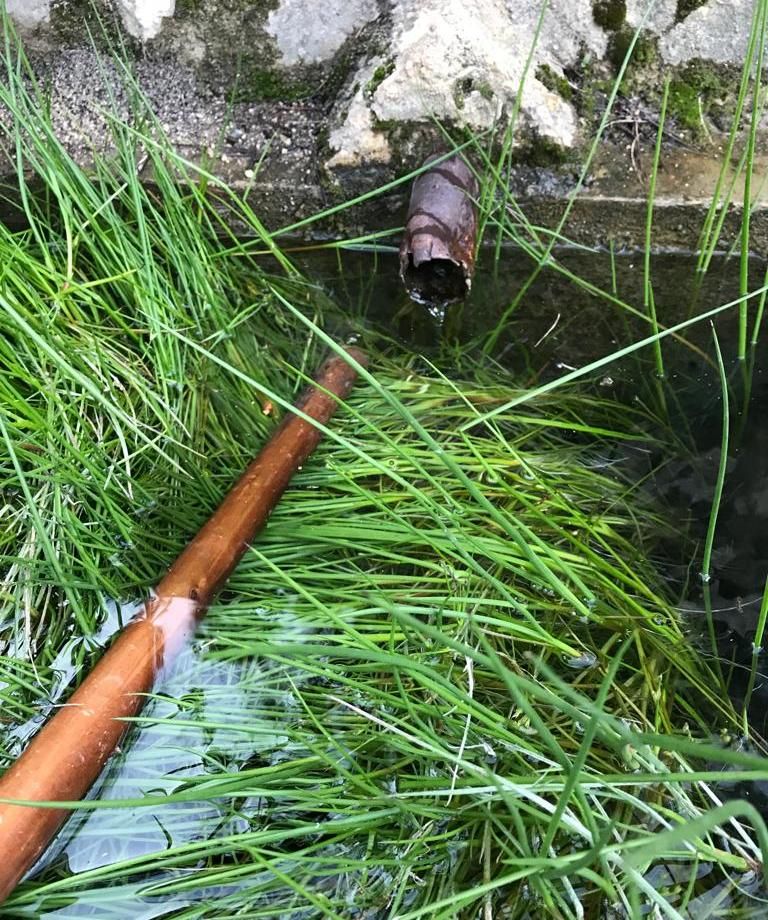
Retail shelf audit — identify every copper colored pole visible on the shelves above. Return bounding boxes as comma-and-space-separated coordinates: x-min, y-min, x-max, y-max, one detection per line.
0, 346, 366, 903
399, 153, 479, 308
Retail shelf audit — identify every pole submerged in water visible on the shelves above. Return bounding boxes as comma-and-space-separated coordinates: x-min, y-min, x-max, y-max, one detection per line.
0, 345, 367, 903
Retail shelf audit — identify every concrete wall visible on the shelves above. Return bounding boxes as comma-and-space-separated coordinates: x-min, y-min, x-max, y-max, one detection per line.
4, 0, 767, 245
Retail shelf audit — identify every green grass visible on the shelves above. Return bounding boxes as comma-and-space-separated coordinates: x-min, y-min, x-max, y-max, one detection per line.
1, 11, 768, 920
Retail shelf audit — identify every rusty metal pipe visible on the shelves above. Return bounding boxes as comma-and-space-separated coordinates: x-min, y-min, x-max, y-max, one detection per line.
399, 154, 479, 308
0, 346, 366, 903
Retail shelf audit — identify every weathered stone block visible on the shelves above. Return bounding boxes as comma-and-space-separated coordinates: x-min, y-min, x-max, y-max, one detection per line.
3, 0, 767, 245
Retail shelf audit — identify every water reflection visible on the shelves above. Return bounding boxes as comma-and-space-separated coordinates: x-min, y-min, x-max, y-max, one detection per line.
18, 606, 309, 918
5, 599, 127, 759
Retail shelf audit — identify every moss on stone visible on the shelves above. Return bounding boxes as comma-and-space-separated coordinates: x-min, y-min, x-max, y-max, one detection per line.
319, 48, 359, 103
174, 0, 205, 12
562, 52, 601, 123
365, 60, 395, 97
240, 69, 315, 102
667, 79, 703, 130
48, 0, 125, 47
667, 60, 730, 132
592, 0, 626, 31
452, 77, 471, 110
451, 76, 495, 110
536, 63, 574, 101
476, 81, 494, 102
522, 134, 571, 167
608, 27, 659, 72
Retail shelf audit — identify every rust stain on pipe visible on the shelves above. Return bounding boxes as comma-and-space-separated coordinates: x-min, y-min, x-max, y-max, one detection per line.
399, 154, 479, 309
0, 346, 366, 903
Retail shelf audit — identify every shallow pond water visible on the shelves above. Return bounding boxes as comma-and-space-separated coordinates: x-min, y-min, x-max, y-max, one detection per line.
303, 244, 768, 588
6, 244, 768, 918
307, 244, 768, 582
309, 243, 768, 873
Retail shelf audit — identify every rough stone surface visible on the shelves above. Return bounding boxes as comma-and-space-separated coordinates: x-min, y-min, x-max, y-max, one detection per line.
327, 58, 394, 167
2, 0, 767, 244
625, 0, 677, 34
116, 0, 176, 41
6, 0, 51, 29
340, 0, 607, 157
659, 0, 755, 66
627, 0, 756, 65
267, 0, 380, 66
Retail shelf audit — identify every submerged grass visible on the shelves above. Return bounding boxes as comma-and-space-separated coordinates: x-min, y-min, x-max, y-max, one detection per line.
1, 12, 768, 920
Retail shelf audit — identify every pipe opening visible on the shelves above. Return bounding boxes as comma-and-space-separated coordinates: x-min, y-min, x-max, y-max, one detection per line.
401, 256, 468, 308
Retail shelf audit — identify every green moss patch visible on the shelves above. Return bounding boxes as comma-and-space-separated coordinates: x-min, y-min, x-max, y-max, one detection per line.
451, 76, 496, 111
592, 0, 627, 31
668, 60, 731, 132
608, 27, 659, 73
519, 133, 571, 167
365, 59, 395, 97
238, 68, 315, 103
536, 63, 574, 102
